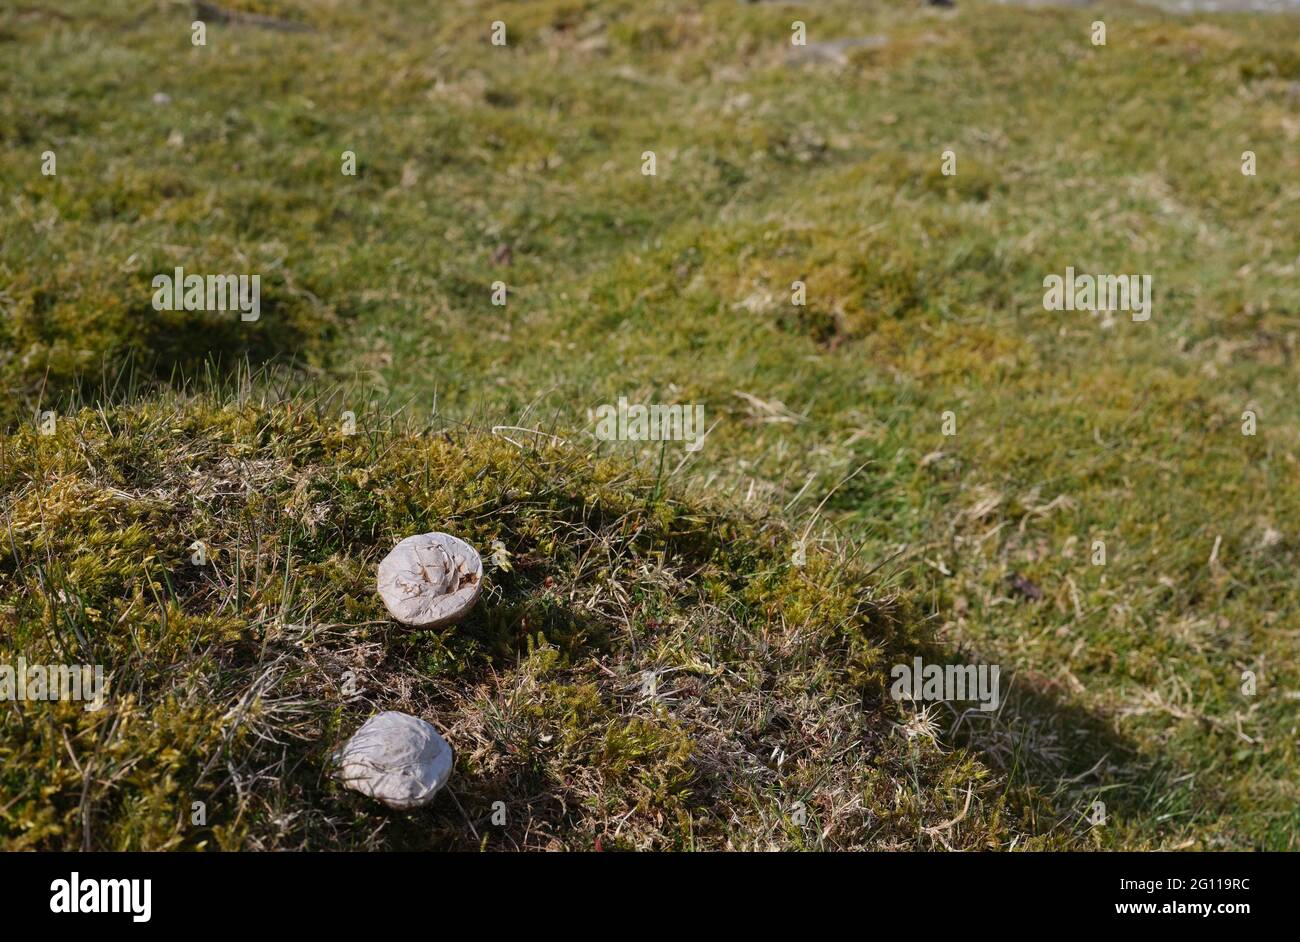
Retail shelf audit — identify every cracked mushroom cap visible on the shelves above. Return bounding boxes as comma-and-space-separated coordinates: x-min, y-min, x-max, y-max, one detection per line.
335, 711, 453, 810
377, 532, 483, 627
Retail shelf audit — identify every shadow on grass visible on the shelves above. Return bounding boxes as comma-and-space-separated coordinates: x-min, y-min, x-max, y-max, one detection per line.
925, 640, 1204, 847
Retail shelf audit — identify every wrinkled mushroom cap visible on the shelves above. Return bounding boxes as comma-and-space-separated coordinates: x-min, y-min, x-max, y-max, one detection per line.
377, 532, 483, 627
335, 711, 454, 810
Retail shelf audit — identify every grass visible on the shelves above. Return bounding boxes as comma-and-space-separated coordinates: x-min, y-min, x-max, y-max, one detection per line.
1, 0, 1297, 849
1, 386, 1050, 849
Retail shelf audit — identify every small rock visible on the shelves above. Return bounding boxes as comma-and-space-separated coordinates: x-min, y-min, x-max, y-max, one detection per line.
377, 532, 483, 627
152, 92, 172, 106
335, 712, 454, 810
788, 36, 888, 66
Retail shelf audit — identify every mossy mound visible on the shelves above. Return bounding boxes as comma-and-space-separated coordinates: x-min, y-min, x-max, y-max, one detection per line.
0, 255, 337, 429
0, 392, 1055, 849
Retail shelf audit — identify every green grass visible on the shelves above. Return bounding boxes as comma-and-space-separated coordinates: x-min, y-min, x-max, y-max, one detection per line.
1, 0, 1297, 849
1, 387, 1051, 849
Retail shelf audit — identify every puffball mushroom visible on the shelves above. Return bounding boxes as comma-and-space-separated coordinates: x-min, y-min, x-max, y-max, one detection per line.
335, 711, 454, 810
377, 532, 483, 627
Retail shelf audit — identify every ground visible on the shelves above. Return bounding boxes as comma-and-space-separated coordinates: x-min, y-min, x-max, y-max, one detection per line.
0, 0, 1297, 849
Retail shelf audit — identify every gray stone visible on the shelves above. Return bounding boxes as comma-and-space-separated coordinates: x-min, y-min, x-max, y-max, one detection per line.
788, 36, 889, 66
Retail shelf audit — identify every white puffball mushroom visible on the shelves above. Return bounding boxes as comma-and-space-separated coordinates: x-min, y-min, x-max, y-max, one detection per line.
335, 711, 454, 810
377, 532, 483, 627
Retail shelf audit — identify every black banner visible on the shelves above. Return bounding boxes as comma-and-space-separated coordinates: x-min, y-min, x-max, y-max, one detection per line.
0, 851, 1279, 928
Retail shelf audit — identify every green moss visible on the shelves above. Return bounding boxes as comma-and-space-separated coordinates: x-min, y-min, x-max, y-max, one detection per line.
0, 393, 1054, 849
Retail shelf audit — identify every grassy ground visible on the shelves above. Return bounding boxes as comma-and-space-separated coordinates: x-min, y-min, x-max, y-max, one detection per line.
1, 0, 1297, 849
5, 390, 1036, 850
